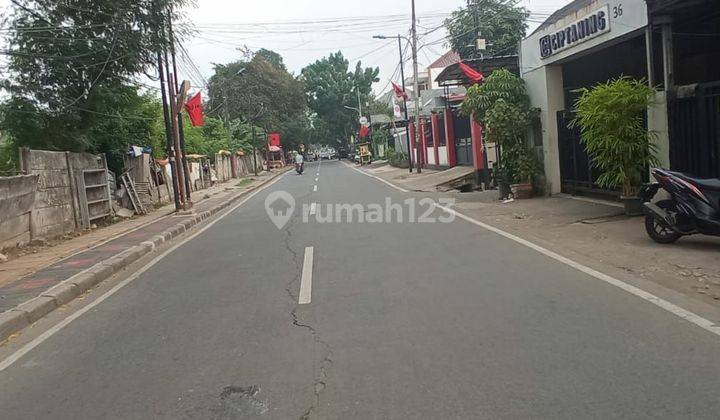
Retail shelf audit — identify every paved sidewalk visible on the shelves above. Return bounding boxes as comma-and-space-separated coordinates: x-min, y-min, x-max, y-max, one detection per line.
0, 172, 280, 314
362, 164, 720, 308
364, 163, 474, 191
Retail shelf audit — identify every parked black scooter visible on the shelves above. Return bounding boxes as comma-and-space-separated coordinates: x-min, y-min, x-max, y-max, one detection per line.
640, 168, 720, 243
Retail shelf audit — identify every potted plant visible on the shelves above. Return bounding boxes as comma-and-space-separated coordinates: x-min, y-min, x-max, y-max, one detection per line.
571, 77, 658, 215
461, 69, 541, 199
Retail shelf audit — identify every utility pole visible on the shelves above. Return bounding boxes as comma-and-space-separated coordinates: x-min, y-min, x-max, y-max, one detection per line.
410, 0, 422, 173
251, 126, 259, 176
167, 73, 187, 209
157, 51, 181, 211
397, 36, 412, 173
356, 86, 363, 117
373, 34, 413, 172
167, 8, 192, 207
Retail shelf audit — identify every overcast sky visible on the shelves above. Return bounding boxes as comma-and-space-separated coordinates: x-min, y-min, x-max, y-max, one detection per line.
1, 0, 573, 95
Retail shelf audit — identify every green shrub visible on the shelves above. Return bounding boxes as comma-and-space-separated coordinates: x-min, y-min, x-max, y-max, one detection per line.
571, 77, 658, 196
386, 149, 409, 168
462, 69, 540, 184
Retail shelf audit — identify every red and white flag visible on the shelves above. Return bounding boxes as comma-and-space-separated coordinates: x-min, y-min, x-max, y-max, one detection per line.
391, 82, 408, 100
184, 92, 204, 127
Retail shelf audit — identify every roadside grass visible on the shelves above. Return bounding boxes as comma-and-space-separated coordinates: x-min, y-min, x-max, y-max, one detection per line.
236, 177, 255, 187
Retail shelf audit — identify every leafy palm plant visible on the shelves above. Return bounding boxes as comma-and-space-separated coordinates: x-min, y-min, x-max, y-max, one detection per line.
571, 77, 658, 197
461, 69, 539, 184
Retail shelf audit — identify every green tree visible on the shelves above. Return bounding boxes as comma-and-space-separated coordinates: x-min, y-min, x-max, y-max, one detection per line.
255, 48, 286, 70
182, 117, 235, 157
445, 0, 529, 59
301, 51, 379, 143
0, 0, 189, 170
207, 50, 306, 133
1, 85, 163, 174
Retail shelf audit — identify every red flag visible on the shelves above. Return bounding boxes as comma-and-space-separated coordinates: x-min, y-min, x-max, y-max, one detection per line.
184, 92, 204, 126
268, 133, 281, 147
458, 62, 484, 84
391, 82, 408, 100
359, 125, 370, 139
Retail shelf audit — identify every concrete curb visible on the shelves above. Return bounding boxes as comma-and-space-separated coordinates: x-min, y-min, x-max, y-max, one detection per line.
0, 169, 288, 343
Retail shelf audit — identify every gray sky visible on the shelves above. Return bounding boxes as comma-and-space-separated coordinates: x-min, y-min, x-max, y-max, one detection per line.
1, 0, 573, 95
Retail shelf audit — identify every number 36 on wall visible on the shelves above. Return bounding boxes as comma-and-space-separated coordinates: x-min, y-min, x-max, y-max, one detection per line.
613, 4, 623, 18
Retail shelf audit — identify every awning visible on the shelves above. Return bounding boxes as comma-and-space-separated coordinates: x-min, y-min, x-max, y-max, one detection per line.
435, 55, 520, 87
269, 145, 281, 152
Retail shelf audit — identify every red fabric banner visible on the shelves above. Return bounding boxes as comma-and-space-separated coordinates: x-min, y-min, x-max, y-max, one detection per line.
184, 92, 204, 127
458, 62, 484, 84
359, 125, 370, 139
268, 133, 281, 147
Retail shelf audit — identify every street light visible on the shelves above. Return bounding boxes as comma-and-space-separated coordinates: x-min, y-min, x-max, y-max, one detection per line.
343, 105, 361, 116
373, 34, 413, 173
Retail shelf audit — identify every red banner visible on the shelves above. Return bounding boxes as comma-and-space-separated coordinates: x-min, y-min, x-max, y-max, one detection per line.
184, 92, 204, 126
268, 133, 281, 147
359, 125, 370, 139
458, 62, 484, 84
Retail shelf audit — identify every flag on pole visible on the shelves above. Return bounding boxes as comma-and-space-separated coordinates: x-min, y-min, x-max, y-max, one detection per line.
268, 133, 281, 147
184, 92, 204, 126
391, 82, 408, 100
359, 125, 370, 139
458, 62, 484, 84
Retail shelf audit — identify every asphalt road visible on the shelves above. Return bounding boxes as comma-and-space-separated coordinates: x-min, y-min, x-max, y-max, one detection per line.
1, 160, 720, 419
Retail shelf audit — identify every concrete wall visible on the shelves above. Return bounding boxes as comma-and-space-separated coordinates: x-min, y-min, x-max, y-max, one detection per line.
648, 90, 670, 169
214, 154, 232, 182
19, 148, 105, 240
523, 65, 565, 194
20, 149, 76, 238
0, 175, 38, 250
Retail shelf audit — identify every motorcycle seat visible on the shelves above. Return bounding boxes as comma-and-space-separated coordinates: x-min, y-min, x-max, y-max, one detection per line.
673, 172, 720, 191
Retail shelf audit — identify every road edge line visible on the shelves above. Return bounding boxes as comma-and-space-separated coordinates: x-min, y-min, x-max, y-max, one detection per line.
434, 203, 720, 338
343, 160, 720, 338
341, 161, 409, 193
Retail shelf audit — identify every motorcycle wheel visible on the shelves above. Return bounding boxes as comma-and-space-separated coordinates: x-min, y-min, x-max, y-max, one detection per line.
644, 200, 682, 244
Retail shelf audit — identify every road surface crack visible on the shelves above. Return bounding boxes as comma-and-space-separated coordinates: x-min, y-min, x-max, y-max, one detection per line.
279, 193, 334, 420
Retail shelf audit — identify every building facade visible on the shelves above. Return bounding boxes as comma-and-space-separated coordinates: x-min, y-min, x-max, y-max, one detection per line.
522, 0, 720, 195
521, 0, 654, 195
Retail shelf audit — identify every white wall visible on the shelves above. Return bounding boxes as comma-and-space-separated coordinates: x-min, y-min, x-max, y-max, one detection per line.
426, 147, 436, 165
438, 147, 448, 166
648, 90, 670, 169
429, 67, 443, 90
522, 65, 565, 194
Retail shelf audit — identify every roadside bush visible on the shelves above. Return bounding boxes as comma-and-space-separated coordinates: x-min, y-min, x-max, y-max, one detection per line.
461, 69, 540, 184
571, 77, 657, 196
386, 149, 409, 168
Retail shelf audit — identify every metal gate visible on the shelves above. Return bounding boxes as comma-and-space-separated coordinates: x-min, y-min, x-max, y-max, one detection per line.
668, 81, 720, 178
557, 111, 616, 195
453, 112, 473, 166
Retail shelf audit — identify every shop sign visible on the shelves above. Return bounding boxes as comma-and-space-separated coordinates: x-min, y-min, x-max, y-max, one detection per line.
539, 5, 610, 59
